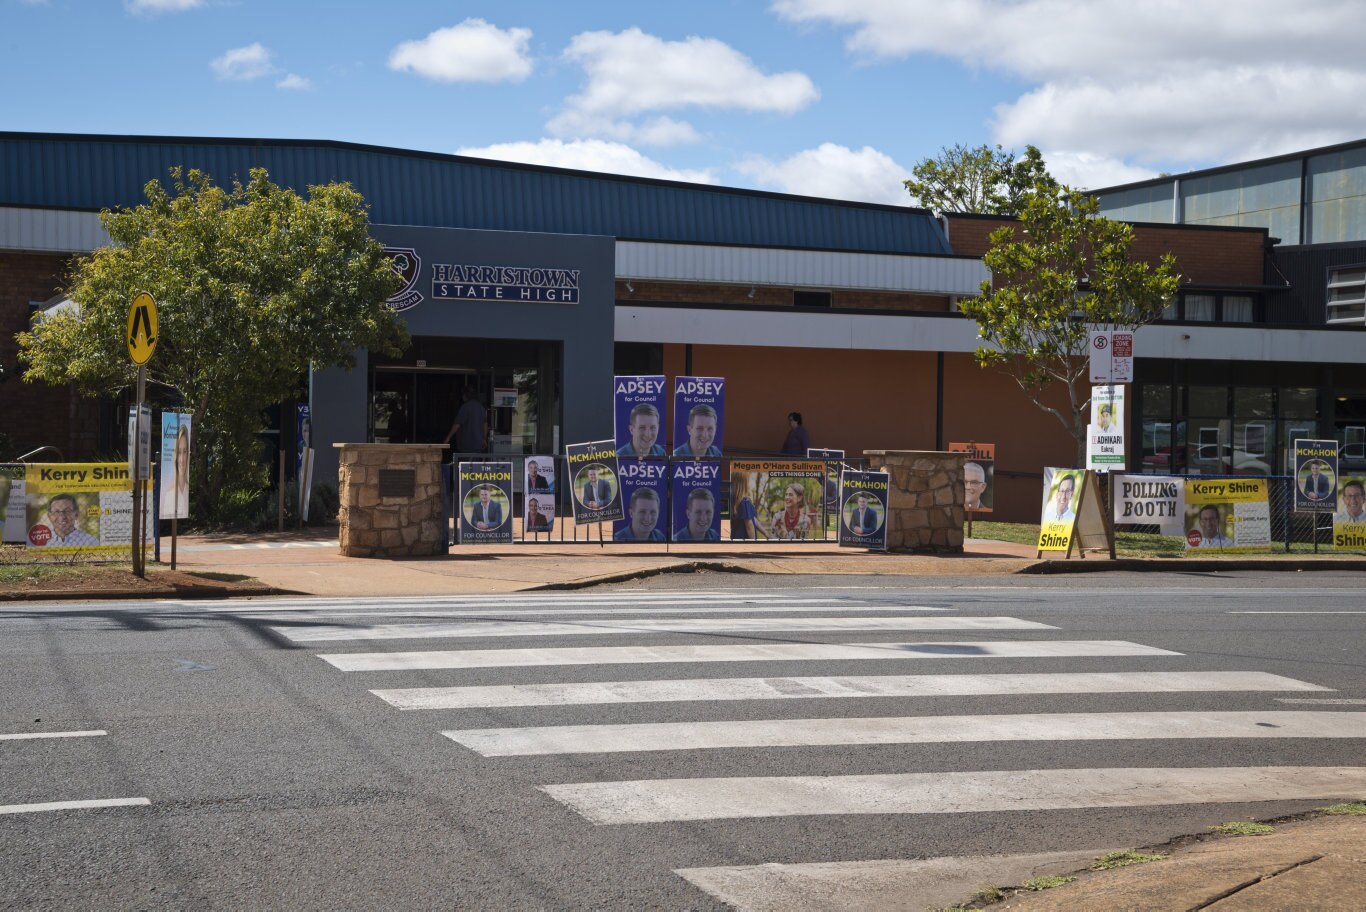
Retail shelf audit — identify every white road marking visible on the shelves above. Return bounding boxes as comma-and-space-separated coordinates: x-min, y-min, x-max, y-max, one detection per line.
277, 616, 1052, 643
675, 851, 1105, 912
374, 670, 1326, 710
1228, 611, 1366, 614
0, 797, 150, 816
543, 766, 1366, 824
0, 730, 107, 741
237, 604, 951, 620
194, 591, 819, 612
448, 711, 1366, 756
1277, 698, 1366, 705
320, 640, 1179, 672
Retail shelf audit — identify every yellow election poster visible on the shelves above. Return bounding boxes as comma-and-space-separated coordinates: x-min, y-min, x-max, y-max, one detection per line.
25, 463, 151, 556
1334, 475, 1366, 550
1183, 478, 1271, 552
1037, 467, 1084, 554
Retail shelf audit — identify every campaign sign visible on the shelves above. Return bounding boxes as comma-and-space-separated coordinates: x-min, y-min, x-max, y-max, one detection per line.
524, 455, 556, 496
949, 442, 995, 513
614, 375, 668, 459
671, 460, 720, 542
1087, 385, 1126, 471
672, 376, 724, 458
296, 404, 311, 478
808, 448, 845, 510
159, 412, 192, 521
1334, 475, 1366, 549
1038, 468, 1084, 553
1112, 474, 1184, 536
524, 492, 555, 535
1184, 478, 1271, 552
838, 469, 889, 550
613, 459, 668, 542
25, 463, 150, 557
566, 440, 623, 524
731, 460, 825, 540
1293, 439, 1339, 513
458, 462, 513, 544
1, 478, 25, 543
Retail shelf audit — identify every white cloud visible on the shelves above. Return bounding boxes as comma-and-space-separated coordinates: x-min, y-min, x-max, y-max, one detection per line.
388, 19, 533, 83
550, 28, 817, 144
454, 139, 717, 184
276, 73, 311, 91
772, 0, 1366, 175
211, 43, 274, 81
1041, 150, 1159, 191
735, 143, 909, 204
126, 0, 203, 12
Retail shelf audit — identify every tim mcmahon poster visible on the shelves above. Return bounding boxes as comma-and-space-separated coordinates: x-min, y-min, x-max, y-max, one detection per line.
613, 459, 668, 542
838, 469, 889, 550
672, 376, 725, 458
671, 460, 720, 542
613, 375, 668, 459
566, 440, 623, 525
1293, 439, 1339, 513
457, 462, 513, 545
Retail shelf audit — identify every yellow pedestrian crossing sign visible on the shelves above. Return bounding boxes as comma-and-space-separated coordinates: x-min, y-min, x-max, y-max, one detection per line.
127, 292, 158, 365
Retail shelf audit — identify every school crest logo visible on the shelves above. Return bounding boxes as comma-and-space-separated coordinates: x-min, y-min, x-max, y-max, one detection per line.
384, 247, 423, 312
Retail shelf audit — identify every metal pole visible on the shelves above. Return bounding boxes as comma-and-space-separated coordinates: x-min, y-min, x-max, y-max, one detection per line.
133, 365, 146, 578
277, 448, 286, 532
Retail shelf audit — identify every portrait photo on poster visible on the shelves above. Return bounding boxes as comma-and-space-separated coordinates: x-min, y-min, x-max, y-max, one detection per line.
672, 376, 725, 458
614, 375, 668, 459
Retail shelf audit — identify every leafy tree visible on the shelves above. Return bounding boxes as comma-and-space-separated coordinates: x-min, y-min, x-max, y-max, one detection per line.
904, 143, 1056, 214
17, 168, 407, 516
958, 181, 1180, 466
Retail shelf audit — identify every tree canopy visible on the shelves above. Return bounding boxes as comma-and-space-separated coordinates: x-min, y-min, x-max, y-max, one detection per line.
904, 143, 1055, 214
958, 181, 1181, 465
18, 167, 407, 515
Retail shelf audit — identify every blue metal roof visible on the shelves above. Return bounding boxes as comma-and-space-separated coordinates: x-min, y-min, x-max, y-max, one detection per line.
0, 132, 951, 256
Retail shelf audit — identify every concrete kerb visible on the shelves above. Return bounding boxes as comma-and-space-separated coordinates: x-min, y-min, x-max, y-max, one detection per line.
1024, 557, 1366, 574
0, 584, 300, 603
528, 560, 757, 591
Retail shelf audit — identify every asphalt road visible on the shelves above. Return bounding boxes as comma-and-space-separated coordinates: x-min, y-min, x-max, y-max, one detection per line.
2, 571, 1364, 909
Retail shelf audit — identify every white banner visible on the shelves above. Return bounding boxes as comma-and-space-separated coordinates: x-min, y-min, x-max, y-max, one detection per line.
1112, 474, 1185, 536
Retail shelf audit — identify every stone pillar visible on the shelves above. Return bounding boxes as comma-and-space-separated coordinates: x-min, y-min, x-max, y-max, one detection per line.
864, 450, 966, 553
335, 443, 447, 558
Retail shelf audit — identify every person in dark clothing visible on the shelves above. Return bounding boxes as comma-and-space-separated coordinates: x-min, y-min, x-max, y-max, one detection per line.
781, 411, 810, 455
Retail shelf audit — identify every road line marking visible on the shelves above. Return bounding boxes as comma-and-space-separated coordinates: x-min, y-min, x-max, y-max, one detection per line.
0, 797, 150, 816
1277, 698, 1366, 705
543, 766, 1366, 824
448, 711, 1366, 756
235, 604, 951, 619
1228, 611, 1366, 614
196, 592, 811, 611
0, 730, 107, 741
278, 616, 1052, 643
320, 640, 1179, 672
675, 851, 1106, 912
375, 670, 1326, 710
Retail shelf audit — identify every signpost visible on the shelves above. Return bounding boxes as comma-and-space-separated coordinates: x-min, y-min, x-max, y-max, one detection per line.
127, 292, 157, 577
1088, 329, 1134, 384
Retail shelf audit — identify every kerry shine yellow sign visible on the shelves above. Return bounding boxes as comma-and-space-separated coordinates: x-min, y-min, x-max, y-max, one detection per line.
24, 463, 150, 556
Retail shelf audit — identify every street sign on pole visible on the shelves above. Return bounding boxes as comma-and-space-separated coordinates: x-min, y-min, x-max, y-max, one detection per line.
126, 292, 157, 576
127, 292, 158, 366
1089, 329, 1134, 383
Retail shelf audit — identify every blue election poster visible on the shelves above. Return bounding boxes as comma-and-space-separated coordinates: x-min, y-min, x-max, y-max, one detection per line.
613, 460, 668, 542
614, 375, 668, 460
671, 460, 720, 542
672, 376, 724, 458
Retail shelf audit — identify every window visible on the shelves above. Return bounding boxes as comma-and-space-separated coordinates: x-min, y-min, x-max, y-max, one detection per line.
1327, 265, 1366, 324
1185, 294, 1216, 321
794, 290, 832, 308
1223, 295, 1254, 322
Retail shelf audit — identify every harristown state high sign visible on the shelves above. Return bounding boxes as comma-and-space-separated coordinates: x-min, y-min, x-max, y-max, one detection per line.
431, 263, 581, 303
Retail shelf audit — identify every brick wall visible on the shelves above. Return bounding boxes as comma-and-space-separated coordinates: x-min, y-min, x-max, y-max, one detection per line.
0, 251, 101, 460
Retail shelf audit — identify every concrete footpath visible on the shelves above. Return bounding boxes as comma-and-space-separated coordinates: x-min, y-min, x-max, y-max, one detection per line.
149, 528, 1365, 597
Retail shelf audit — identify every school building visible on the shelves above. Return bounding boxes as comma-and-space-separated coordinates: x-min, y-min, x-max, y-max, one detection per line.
2, 132, 1363, 523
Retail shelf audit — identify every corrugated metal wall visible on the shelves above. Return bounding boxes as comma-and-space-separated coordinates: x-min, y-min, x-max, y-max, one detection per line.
0, 133, 950, 256
1267, 243, 1366, 325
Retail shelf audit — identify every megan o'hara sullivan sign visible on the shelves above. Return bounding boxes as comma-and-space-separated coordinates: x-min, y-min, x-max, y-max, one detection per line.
433, 263, 580, 303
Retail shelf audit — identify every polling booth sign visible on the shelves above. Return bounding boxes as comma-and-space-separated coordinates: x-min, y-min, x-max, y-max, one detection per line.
1112, 474, 1184, 536
614, 375, 668, 460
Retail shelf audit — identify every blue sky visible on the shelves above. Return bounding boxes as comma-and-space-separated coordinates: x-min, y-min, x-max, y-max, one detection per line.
3, 1, 1357, 203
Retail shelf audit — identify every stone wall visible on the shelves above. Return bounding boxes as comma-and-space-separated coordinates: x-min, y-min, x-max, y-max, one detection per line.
336, 444, 446, 558
864, 450, 966, 553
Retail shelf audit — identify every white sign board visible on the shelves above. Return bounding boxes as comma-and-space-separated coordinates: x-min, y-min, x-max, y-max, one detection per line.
1089, 330, 1134, 383
1086, 385, 1126, 471
1112, 474, 1184, 535
127, 405, 152, 481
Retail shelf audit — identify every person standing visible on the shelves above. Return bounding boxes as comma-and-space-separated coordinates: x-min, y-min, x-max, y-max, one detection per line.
781, 412, 811, 455
444, 387, 488, 454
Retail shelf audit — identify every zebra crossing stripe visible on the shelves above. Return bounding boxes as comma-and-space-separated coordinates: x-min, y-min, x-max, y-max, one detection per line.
542, 766, 1366, 824
278, 616, 1053, 643
373, 671, 1326, 710
445, 711, 1366, 756
0, 797, 150, 816
194, 591, 830, 612
319, 639, 1179, 672
0, 730, 108, 741
237, 603, 950, 620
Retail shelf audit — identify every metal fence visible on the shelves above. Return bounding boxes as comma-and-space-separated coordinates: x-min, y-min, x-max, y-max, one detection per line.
445, 454, 867, 545
1113, 473, 1362, 554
